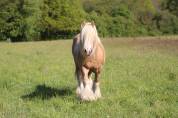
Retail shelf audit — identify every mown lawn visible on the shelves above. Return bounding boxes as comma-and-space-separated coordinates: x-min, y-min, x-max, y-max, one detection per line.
0, 38, 178, 118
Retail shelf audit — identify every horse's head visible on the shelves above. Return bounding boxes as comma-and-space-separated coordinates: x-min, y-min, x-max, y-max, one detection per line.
80, 21, 99, 57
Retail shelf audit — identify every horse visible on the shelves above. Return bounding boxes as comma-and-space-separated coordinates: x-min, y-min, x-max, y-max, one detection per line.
72, 21, 105, 101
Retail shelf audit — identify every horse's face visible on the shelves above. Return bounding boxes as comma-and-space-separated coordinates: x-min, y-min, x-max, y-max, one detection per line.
80, 22, 98, 57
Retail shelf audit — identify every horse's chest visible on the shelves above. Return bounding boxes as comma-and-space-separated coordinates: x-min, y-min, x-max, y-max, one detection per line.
83, 56, 101, 70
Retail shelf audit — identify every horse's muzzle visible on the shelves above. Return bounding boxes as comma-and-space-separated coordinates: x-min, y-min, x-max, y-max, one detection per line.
84, 48, 92, 56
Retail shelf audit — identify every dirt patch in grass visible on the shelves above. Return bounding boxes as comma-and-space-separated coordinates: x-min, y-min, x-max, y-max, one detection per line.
102, 37, 178, 54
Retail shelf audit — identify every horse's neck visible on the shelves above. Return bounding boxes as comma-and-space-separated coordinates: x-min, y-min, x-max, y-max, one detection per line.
96, 36, 101, 44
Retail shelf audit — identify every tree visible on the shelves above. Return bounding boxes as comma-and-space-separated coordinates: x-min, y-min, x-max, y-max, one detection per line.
162, 0, 178, 16
39, 0, 86, 39
0, 0, 25, 41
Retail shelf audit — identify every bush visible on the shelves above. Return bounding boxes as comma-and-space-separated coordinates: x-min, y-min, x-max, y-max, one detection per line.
154, 11, 178, 34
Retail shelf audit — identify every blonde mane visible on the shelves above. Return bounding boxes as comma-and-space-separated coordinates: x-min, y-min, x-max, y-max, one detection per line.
80, 22, 100, 43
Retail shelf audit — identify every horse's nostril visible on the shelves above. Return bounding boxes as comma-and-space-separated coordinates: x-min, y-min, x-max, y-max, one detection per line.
84, 49, 92, 55
84, 49, 87, 53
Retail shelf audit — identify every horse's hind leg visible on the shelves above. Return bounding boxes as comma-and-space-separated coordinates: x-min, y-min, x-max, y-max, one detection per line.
93, 72, 101, 99
88, 70, 93, 89
80, 67, 96, 101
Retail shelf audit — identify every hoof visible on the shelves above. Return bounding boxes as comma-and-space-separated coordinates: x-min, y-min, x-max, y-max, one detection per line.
76, 83, 84, 97
94, 88, 101, 99
80, 86, 96, 101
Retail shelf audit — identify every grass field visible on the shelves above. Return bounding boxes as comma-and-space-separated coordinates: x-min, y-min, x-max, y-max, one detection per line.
0, 37, 178, 118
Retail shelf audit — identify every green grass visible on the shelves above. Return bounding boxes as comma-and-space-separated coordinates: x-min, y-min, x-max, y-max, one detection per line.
0, 38, 178, 118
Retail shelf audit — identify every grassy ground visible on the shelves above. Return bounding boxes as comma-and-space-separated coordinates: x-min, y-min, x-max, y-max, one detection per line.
0, 38, 178, 118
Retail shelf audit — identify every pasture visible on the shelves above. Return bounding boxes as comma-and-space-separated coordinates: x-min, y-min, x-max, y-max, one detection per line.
0, 37, 178, 118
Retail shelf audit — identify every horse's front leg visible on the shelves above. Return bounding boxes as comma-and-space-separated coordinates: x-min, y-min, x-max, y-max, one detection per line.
75, 69, 84, 97
80, 67, 96, 101
93, 71, 101, 99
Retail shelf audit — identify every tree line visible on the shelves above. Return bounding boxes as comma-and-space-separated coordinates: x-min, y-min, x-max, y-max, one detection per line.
0, 0, 178, 42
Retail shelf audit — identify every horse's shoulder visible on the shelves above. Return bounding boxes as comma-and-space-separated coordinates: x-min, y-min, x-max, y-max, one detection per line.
95, 41, 105, 64
97, 41, 105, 53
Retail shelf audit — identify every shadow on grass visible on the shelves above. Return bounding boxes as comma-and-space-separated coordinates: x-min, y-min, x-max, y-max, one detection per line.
21, 84, 73, 100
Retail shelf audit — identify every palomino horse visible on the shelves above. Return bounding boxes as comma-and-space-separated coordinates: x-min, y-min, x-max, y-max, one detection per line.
72, 21, 105, 101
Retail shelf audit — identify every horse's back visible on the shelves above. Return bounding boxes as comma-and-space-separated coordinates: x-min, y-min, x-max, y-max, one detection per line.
72, 34, 80, 56
72, 34, 81, 67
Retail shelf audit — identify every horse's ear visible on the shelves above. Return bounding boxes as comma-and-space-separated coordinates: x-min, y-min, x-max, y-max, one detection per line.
81, 21, 86, 29
91, 21, 95, 27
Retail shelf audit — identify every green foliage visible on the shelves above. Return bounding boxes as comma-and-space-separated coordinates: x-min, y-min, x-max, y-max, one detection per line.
39, 0, 86, 39
162, 0, 178, 16
23, 0, 43, 41
0, 0, 178, 41
153, 11, 178, 34
0, 0, 24, 41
